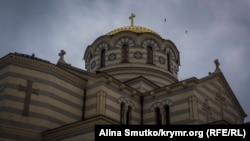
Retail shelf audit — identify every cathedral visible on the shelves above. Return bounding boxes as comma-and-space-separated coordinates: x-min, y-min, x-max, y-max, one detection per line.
0, 14, 247, 141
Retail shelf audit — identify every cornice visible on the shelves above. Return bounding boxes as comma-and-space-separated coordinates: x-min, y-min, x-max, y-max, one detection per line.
0, 53, 87, 87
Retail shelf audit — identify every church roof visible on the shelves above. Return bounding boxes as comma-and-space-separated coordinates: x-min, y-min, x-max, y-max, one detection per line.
106, 25, 161, 37
9, 52, 50, 63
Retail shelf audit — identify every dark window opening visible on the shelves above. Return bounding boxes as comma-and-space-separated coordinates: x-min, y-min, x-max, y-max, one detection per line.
167, 53, 171, 71
147, 46, 153, 64
121, 45, 129, 63
120, 103, 125, 124
126, 106, 132, 125
101, 49, 105, 67
155, 107, 162, 125
165, 105, 170, 125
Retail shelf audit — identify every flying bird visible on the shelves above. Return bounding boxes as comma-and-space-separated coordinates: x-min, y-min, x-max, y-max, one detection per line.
185, 30, 188, 34
164, 18, 166, 22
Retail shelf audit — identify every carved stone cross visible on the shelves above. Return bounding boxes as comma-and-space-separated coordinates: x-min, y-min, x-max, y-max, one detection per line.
215, 87, 227, 120
58, 49, 67, 64
129, 13, 136, 26
214, 59, 221, 73
59, 49, 65, 58
202, 99, 212, 122
19, 80, 39, 116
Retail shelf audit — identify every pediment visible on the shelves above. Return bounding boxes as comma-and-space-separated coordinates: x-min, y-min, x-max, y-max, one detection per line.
123, 76, 160, 93
199, 72, 247, 123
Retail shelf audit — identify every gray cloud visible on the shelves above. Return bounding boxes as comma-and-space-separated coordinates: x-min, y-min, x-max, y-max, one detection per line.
0, 0, 249, 122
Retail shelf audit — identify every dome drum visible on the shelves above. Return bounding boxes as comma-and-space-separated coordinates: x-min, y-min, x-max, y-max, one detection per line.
84, 26, 180, 85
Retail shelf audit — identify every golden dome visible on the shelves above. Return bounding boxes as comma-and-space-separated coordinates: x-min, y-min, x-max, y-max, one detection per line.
106, 25, 161, 37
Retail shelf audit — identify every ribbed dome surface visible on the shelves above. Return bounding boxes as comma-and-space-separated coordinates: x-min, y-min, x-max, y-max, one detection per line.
106, 26, 161, 37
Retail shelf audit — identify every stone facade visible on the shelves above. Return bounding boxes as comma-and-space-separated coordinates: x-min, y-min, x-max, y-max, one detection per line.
0, 22, 247, 141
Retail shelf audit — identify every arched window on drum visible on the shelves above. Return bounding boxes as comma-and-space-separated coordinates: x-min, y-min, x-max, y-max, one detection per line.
121, 44, 129, 63
167, 53, 171, 72
147, 46, 153, 64
100, 49, 105, 67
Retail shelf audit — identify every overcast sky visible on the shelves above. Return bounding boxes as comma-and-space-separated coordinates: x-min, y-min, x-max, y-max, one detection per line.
0, 0, 249, 123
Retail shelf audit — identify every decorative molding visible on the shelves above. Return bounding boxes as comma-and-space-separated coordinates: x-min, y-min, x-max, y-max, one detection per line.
115, 37, 135, 48
106, 77, 113, 84
94, 42, 110, 54
164, 47, 176, 60
119, 84, 125, 90
0, 54, 86, 86
151, 102, 161, 110
118, 97, 127, 104
96, 90, 106, 115
188, 95, 198, 120
182, 81, 188, 89
158, 56, 165, 64
134, 51, 142, 59
161, 99, 173, 106
151, 99, 173, 111
108, 53, 116, 61
117, 97, 135, 110
86, 52, 92, 63
142, 39, 158, 49
91, 61, 96, 69
150, 91, 155, 98
165, 86, 171, 93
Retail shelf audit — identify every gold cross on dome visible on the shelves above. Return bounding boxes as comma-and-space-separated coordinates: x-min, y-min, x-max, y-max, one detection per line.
129, 13, 136, 26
